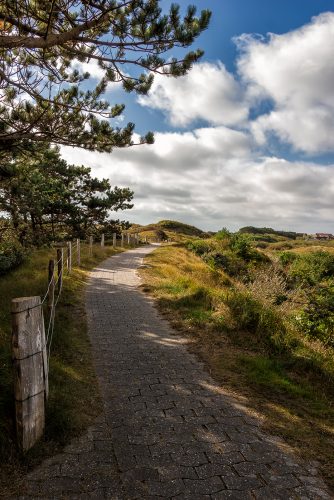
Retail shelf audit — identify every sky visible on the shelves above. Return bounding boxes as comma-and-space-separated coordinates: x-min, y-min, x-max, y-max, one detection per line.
61, 0, 334, 233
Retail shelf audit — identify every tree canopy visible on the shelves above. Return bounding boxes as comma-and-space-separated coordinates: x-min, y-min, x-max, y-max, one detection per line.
0, 1, 211, 153
0, 143, 133, 244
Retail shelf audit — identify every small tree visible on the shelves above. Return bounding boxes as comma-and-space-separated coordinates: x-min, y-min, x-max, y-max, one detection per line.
0, 1, 211, 153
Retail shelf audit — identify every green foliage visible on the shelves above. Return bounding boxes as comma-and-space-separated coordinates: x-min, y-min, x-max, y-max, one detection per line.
0, 1, 211, 153
0, 241, 24, 275
279, 251, 298, 266
215, 228, 231, 240
229, 233, 253, 260
186, 239, 212, 256
158, 220, 205, 237
297, 281, 334, 346
239, 226, 302, 240
289, 251, 334, 286
225, 291, 288, 352
0, 144, 133, 245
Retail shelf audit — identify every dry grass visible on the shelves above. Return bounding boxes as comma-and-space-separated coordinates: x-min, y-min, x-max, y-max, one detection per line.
140, 244, 334, 493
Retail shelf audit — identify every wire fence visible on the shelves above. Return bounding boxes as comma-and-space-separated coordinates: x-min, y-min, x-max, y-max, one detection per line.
10, 232, 147, 451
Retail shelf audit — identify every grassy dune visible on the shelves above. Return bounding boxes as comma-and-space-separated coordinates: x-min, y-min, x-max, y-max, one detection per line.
140, 244, 334, 491
0, 244, 124, 495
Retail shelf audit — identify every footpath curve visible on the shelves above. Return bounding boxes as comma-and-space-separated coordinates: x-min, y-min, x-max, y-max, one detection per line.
20, 245, 331, 499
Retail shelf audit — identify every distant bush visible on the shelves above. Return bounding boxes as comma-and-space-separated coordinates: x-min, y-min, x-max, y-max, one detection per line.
229, 233, 253, 260
0, 241, 25, 275
187, 239, 212, 256
297, 281, 334, 346
215, 228, 231, 240
289, 251, 334, 286
279, 251, 298, 266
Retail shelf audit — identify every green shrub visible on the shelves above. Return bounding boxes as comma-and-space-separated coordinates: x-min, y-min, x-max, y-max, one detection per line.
215, 228, 231, 240
289, 251, 334, 286
0, 241, 25, 275
226, 291, 288, 352
279, 251, 298, 266
229, 233, 253, 259
297, 281, 334, 346
187, 239, 212, 256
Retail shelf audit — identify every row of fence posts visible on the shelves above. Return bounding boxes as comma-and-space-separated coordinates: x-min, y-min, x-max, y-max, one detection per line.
11, 233, 148, 451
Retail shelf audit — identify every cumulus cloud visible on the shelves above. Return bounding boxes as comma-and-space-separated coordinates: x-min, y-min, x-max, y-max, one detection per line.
60, 14, 334, 232
138, 62, 249, 127
61, 129, 334, 232
236, 12, 334, 153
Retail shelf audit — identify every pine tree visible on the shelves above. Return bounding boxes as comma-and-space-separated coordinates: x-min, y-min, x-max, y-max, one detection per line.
0, 1, 211, 153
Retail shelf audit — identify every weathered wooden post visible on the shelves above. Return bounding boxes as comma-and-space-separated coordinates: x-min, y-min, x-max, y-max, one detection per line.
89, 236, 93, 256
77, 238, 81, 267
113, 232, 117, 248
101, 233, 105, 247
121, 233, 124, 247
67, 241, 72, 274
48, 259, 55, 313
12, 296, 48, 451
57, 248, 63, 293
127, 233, 130, 246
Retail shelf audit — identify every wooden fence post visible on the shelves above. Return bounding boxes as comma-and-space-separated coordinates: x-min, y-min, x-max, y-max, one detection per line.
121, 233, 124, 247
113, 233, 116, 248
12, 296, 48, 451
101, 233, 105, 247
89, 236, 93, 256
77, 239, 81, 266
67, 241, 72, 274
57, 248, 63, 293
48, 260, 55, 313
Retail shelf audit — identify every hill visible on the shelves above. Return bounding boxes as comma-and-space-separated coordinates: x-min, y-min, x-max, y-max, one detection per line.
127, 220, 208, 241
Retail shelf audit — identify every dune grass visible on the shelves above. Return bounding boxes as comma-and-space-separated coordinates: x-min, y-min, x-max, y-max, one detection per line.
0, 243, 124, 495
140, 244, 334, 492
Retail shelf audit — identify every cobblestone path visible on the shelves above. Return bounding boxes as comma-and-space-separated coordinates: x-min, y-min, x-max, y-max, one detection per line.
20, 246, 332, 499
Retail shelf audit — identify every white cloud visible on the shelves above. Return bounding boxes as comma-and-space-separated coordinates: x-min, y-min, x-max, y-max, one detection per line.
236, 12, 334, 153
61, 129, 334, 233
138, 62, 248, 127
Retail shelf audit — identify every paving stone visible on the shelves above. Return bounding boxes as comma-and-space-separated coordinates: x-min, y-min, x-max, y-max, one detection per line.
15, 246, 332, 499
206, 451, 246, 466
183, 476, 225, 494
147, 478, 185, 497
195, 463, 236, 479
223, 475, 264, 491
212, 491, 253, 499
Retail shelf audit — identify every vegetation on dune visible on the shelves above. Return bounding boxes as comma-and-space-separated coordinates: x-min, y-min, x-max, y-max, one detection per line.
140, 231, 334, 490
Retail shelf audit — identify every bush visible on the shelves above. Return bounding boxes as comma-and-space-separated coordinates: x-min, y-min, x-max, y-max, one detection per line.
248, 265, 289, 306
297, 281, 334, 346
229, 233, 253, 259
187, 239, 212, 256
289, 251, 334, 286
0, 241, 25, 275
279, 251, 298, 266
226, 291, 288, 352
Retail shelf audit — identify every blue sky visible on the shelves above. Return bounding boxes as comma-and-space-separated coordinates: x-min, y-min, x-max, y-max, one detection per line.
62, 1, 334, 232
